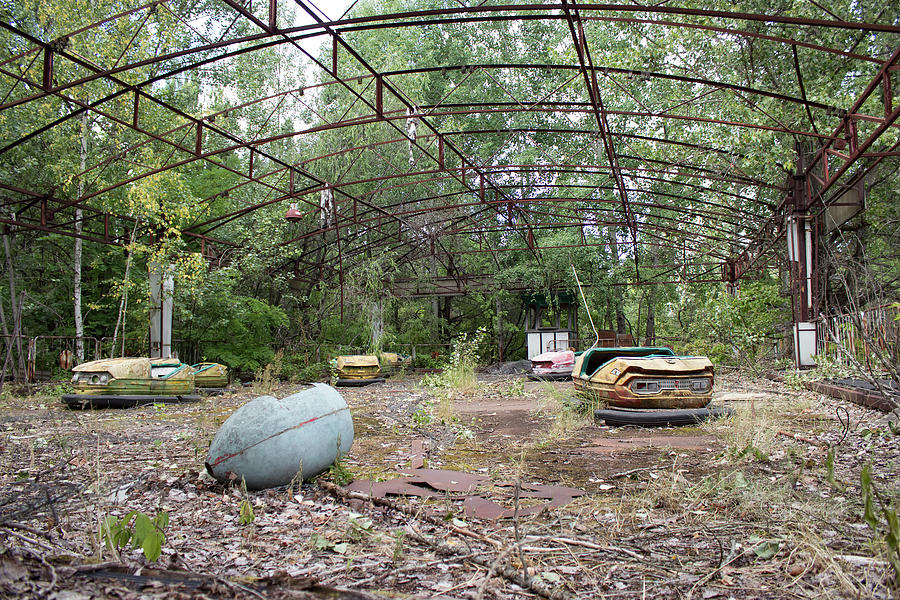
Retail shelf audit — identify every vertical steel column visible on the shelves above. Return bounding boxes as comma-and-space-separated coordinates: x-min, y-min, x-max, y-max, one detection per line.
42, 48, 53, 90
268, 0, 278, 31
787, 173, 817, 367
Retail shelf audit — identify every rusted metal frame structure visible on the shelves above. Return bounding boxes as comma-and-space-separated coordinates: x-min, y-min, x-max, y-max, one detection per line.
207, 0, 528, 289
186, 99, 784, 264
277, 201, 743, 296
0, 8, 860, 230
155, 90, 819, 245
319, 178, 752, 247
0, 14, 446, 277
281, 0, 542, 272
0, 2, 897, 340
184, 117, 777, 245
731, 47, 900, 287
271, 163, 763, 235
272, 184, 749, 280
0, 181, 240, 259
151, 4, 856, 270
3, 4, 892, 118
0, 19, 320, 257
243, 3, 896, 314
779, 48, 900, 366
282, 127, 776, 212
560, 0, 639, 273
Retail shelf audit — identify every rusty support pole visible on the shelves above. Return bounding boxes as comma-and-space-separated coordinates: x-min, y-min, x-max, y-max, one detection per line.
846, 118, 858, 154
132, 90, 139, 127
376, 75, 383, 117
884, 71, 894, 118
332, 195, 345, 322
195, 122, 203, 156
438, 137, 444, 169
42, 48, 54, 90
268, 0, 278, 31
332, 37, 338, 77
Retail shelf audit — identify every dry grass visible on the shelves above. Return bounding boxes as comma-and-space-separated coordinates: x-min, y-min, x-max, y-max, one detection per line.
2, 371, 896, 599
530, 382, 592, 446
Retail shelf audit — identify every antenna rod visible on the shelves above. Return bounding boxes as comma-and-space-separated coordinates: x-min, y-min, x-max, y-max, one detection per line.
572, 264, 599, 349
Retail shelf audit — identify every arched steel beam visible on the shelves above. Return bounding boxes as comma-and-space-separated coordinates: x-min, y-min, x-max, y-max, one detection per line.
4, 0, 887, 111
193, 159, 769, 249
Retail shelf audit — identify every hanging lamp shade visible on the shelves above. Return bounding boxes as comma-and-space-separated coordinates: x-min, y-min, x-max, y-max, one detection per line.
285, 202, 302, 222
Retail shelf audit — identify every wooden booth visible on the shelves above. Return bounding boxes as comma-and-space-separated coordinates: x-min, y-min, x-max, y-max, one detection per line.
523, 292, 578, 359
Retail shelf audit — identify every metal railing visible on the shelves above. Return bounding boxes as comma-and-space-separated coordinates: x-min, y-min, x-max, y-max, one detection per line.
816, 304, 900, 366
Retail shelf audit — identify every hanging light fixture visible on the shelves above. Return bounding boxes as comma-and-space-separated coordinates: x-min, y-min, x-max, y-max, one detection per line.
285, 202, 302, 222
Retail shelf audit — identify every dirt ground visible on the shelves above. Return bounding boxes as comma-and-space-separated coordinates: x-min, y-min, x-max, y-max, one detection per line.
1, 370, 898, 599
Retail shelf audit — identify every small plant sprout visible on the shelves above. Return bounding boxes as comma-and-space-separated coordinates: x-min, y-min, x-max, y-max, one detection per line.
238, 476, 255, 525
328, 437, 353, 486
102, 510, 169, 562
861, 463, 900, 583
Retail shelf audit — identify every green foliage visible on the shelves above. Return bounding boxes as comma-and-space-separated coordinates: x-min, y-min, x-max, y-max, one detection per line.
183, 276, 289, 373
278, 353, 330, 382
237, 476, 256, 526
391, 530, 406, 565
102, 510, 169, 562
860, 464, 900, 583
748, 537, 782, 560
420, 327, 487, 391
253, 351, 283, 394
730, 443, 770, 463
499, 377, 525, 398
673, 278, 788, 367
347, 512, 375, 542
327, 454, 354, 487
238, 499, 256, 526
4, 0, 898, 391
310, 533, 348, 554
410, 403, 434, 427
825, 448, 844, 492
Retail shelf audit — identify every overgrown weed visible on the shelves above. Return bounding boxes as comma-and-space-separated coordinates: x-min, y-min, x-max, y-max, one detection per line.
253, 350, 283, 394
531, 382, 592, 445
419, 328, 486, 394
714, 396, 784, 460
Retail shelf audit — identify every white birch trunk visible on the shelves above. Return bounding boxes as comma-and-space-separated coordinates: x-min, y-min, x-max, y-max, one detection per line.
74, 112, 87, 362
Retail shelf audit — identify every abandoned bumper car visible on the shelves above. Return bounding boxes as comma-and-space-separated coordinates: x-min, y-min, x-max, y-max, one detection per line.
572, 346, 731, 426
191, 362, 230, 392
62, 357, 201, 409
528, 348, 577, 381
333, 353, 411, 386
334, 355, 385, 387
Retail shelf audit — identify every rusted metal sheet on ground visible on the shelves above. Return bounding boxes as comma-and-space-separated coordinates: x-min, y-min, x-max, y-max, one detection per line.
519, 483, 584, 501
398, 468, 488, 493
345, 478, 441, 499
410, 439, 425, 470
345, 463, 583, 520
